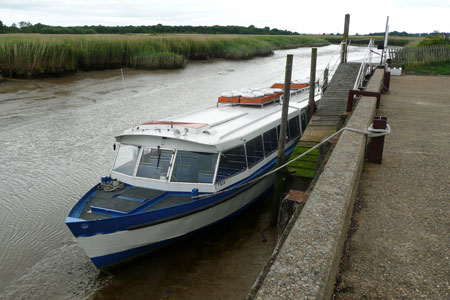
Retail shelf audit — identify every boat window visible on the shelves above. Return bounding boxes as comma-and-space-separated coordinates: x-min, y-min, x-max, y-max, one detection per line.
216, 145, 247, 182
277, 123, 289, 142
301, 112, 307, 133
288, 116, 300, 141
112, 144, 140, 176
263, 127, 278, 157
171, 151, 218, 183
246, 136, 264, 168
136, 148, 174, 180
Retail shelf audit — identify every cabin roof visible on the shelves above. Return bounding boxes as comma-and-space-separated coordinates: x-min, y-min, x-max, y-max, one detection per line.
117, 91, 310, 151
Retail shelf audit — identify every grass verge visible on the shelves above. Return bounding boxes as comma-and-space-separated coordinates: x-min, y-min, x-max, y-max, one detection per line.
404, 60, 450, 75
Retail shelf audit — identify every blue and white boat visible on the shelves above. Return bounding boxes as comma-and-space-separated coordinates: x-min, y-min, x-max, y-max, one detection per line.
66, 85, 312, 268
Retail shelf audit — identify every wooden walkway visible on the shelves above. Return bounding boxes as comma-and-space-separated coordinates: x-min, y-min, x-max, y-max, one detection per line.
289, 62, 362, 178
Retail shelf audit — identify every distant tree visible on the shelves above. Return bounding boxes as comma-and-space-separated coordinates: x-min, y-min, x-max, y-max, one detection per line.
0, 20, 6, 33
18, 21, 32, 28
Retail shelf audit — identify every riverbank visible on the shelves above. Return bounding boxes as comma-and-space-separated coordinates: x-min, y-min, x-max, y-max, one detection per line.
0, 34, 328, 78
335, 75, 450, 299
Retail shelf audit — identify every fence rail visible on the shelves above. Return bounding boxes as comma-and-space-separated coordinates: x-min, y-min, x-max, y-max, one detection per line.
388, 45, 450, 66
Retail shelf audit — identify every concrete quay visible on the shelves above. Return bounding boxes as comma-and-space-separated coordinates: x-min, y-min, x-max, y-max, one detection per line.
335, 75, 450, 299
253, 69, 384, 300
252, 72, 450, 299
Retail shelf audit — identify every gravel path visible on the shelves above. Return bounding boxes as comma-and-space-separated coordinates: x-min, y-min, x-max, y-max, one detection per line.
334, 75, 450, 300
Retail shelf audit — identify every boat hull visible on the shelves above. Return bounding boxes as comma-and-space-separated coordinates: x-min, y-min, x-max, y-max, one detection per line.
75, 174, 274, 268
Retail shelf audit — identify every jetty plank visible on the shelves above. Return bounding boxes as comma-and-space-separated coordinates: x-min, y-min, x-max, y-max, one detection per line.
288, 62, 361, 178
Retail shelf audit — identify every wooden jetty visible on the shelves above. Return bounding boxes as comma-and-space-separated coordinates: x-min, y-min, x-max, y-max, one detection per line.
288, 62, 362, 178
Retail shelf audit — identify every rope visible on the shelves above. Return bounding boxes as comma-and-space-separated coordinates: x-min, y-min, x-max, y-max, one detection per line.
98, 181, 126, 192
192, 124, 390, 199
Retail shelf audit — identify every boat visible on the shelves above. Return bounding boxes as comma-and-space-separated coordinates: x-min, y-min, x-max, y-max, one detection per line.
66, 84, 313, 268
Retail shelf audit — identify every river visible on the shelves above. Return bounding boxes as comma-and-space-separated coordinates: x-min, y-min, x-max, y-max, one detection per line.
0, 45, 368, 299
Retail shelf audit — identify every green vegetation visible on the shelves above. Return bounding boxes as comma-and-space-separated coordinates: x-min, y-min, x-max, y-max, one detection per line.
388, 33, 450, 75
318, 35, 418, 47
417, 35, 450, 47
0, 21, 299, 35
404, 60, 450, 75
0, 34, 328, 78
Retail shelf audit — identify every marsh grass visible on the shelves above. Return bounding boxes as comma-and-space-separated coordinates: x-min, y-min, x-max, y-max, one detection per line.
0, 34, 328, 78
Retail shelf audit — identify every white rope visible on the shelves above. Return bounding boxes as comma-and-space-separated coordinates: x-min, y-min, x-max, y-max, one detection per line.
192, 124, 390, 199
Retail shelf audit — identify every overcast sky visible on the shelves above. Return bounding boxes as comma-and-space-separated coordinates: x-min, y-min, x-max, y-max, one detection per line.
1, 0, 449, 34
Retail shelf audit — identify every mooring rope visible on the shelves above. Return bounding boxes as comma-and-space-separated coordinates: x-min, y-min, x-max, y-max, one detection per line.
191, 124, 390, 199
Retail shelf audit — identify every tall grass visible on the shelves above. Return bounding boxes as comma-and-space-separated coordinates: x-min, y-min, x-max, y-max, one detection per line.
0, 34, 328, 78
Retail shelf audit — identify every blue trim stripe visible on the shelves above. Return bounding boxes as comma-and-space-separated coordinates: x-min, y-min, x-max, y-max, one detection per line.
66, 142, 297, 239
90, 181, 273, 268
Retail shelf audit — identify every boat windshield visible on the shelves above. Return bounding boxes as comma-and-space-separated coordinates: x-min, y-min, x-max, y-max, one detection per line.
171, 151, 218, 183
112, 144, 140, 176
136, 147, 174, 180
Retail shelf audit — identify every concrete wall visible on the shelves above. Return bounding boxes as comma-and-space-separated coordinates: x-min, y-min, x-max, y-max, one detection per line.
254, 69, 384, 300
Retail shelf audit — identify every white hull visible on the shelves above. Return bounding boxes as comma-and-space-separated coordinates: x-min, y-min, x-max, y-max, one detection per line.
77, 174, 274, 260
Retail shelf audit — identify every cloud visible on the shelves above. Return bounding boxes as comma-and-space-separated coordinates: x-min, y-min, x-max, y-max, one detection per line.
0, 0, 448, 33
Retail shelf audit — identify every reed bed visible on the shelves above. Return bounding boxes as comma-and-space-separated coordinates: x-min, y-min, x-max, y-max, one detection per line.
0, 34, 328, 78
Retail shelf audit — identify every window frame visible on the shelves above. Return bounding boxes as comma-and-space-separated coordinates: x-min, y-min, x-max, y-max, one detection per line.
135, 146, 176, 181
111, 143, 142, 177
216, 145, 248, 183
246, 135, 264, 169
168, 150, 219, 184
263, 127, 278, 157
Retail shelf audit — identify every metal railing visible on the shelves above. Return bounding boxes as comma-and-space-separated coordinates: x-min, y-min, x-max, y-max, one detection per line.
353, 39, 375, 90
313, 41, 344, 97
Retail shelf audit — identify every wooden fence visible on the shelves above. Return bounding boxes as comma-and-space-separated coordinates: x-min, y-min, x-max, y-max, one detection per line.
388, 45, 450, 66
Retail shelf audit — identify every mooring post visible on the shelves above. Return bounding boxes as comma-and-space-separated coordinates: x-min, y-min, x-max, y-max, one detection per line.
383, 70, 391, 92
368, 116, 387, 164
308, 48, 317, 119
270, 54, 293, 226
322, 67, 329, 94
341, 14, 350, 63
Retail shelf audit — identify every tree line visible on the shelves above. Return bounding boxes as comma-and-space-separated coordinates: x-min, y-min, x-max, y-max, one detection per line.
0, 21, 299, 35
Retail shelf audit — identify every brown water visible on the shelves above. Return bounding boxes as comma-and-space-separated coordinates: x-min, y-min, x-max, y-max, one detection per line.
0, 45, 367, 299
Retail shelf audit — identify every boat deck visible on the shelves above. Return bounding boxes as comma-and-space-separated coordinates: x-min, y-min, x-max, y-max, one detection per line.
80, 186, 192, 220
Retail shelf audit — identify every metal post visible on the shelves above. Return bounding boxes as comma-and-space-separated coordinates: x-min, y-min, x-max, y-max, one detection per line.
368, 116, 387, 164
271, 54, 293, 226
308, 48, 317, 119
342, 14, 350, 63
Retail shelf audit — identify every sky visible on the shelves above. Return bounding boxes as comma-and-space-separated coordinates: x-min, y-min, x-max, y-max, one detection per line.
1, 0, 449, 34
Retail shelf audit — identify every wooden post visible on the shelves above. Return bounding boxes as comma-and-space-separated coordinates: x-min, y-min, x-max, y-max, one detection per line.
341, 14, 350, 63
308, 48, 317, 119
322, 67, 329, 94
270, 54, 293, 226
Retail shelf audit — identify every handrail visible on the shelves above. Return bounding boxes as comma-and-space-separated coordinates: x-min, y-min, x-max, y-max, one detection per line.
353, 39, 375, 90
314, 41, 343, 97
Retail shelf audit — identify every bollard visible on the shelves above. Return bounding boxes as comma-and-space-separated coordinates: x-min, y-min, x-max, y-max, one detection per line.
367, 116, 387, 164
383, 70, 391, 92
